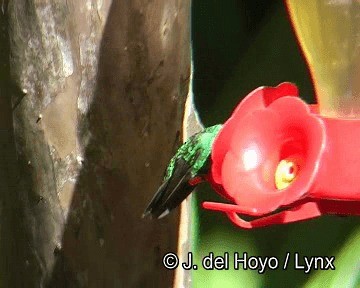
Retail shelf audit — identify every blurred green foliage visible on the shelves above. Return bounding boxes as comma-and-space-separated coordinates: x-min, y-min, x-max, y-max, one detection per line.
191, 1, 360, 287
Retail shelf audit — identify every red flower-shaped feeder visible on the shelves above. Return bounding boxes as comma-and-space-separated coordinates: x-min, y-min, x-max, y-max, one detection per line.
203, 82, 360, 229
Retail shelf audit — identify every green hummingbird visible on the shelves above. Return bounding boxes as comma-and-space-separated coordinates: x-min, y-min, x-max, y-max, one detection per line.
143, 124, 222, 219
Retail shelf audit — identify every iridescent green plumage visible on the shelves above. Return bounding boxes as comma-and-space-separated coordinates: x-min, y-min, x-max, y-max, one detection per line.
165, 124, 222, 181
143, 124, 222, 219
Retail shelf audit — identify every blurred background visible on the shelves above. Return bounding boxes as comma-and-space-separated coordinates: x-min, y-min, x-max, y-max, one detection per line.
191, 1, 360, 287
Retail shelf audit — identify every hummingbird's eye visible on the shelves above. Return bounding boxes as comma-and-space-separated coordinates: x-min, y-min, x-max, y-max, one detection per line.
275, 159, 298, 190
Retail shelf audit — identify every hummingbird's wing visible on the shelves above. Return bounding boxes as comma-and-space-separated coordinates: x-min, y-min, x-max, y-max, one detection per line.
143, 157, 196, 219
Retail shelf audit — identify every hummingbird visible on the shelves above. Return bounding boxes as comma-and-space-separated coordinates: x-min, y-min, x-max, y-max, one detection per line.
143, 124, 222, 219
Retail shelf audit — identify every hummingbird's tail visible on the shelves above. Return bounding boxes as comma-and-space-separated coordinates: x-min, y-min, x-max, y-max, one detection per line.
142, 158, 200, 219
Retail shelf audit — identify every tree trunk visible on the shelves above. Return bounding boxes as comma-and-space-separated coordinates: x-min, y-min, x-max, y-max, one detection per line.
174, 74, 203, 288
1, 0, 190, 287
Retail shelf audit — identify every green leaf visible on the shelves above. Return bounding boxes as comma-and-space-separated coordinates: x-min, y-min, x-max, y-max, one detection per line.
304, 227, 360, 288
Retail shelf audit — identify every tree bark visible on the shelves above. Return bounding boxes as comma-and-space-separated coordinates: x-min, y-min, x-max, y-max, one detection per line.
2, 0, 190, 287
174, 73, 203, 288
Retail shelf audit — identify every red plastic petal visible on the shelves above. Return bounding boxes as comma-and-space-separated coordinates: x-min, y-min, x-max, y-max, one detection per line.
211, 83, 299, 184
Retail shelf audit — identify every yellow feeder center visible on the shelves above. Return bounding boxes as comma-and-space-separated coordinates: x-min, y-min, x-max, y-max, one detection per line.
275, 159, 298, 190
